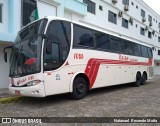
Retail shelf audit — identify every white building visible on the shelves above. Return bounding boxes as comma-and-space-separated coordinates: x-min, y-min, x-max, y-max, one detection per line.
0, 0, 160, 89
35, 0, 160, 76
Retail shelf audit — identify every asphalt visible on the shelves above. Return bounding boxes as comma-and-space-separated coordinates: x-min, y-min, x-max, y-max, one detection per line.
0, 88, 10, 98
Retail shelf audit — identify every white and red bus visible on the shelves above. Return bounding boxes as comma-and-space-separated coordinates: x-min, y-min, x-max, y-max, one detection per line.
4, 17, 154, 99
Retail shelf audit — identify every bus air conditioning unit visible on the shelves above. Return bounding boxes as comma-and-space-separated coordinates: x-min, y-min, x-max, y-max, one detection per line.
118, 11, 123, 17
124, 5, 129, 11
142, 17, 146, 22
112, 0, 118, 4
149, 22, 153, 27
129, 17, 133, 25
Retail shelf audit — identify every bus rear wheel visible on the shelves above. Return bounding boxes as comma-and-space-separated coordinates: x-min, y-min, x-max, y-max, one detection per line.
141, 73, 147, 85
135, 73, 142, 87
71, 77, 88, 100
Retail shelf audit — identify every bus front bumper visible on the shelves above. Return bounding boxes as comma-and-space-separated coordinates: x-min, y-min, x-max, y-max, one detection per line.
9, 84, 46, 97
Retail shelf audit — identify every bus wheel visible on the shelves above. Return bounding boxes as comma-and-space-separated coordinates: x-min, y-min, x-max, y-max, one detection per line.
71, 77, 88, 100
135, 73, 142, 87
141, 73, 147, 85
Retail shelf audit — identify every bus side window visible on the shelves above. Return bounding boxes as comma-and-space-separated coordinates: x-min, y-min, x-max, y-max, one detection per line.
141, 46, 149, 58
133, 44, 141, 56
74, 25, 94, 48
148, 47, 153, 58
111, 36, 124, 53
44, 42, 61, 71
95, 32, 111, 51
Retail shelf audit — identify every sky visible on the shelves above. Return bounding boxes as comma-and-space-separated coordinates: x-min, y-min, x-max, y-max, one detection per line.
143, 0, 160, 15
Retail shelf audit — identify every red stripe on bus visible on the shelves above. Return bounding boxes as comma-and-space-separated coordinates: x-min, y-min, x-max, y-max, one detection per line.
85, 58, 152, 89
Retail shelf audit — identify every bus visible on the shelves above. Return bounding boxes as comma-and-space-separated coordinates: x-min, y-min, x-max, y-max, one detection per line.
4, 17, 154, 99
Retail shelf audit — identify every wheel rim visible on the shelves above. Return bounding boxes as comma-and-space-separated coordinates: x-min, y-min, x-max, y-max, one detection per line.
76, 83, 85, 94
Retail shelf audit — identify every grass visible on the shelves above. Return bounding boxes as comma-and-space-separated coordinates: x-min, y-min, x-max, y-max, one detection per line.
0, 96, 26, 103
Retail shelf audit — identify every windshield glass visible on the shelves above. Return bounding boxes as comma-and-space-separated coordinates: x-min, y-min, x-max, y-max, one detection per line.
10, 19, 47, 77
10, 36, 43, 77
15, 19, 47, 43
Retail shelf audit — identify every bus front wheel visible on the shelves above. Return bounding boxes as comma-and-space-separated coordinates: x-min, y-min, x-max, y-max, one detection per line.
71, 77, 88, 100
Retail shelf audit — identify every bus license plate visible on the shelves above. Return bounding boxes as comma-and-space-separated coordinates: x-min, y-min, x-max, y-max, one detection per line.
15, 90, 21, 96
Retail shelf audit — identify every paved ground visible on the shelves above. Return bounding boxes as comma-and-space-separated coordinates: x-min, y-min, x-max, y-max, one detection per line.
0, 76, 160, 125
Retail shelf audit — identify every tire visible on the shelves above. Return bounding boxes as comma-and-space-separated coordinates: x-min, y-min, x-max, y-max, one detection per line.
141, 73, 147, 85
135, 73, 142, 87
71, 77, 88, 100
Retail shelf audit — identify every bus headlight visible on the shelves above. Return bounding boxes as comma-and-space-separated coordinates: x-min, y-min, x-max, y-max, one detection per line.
26, 80, 41, 87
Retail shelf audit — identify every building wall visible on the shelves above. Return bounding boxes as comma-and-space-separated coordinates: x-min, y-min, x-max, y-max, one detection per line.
0, 44, 11, 88
0, 0, 8, 33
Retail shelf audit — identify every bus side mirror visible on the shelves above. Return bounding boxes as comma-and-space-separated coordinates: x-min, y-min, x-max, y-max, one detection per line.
4, 52, 7, 63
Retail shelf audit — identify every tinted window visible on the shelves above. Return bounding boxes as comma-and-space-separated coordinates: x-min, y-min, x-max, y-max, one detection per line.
15, 19, 48, 42
122, 18, 128, 29
44, 42, 61, 70
95, 32, 111, 50
141, 46, 149, 57
47, 21, 71, 62
148, 48, 153, 58
0, 4, 2, 23
123, 40, 134, 55
133, 44, 141, 56
83, 0, 96, 14
140, 27, 145, 36
111, 36, 124, 53
158, 36, 160, 42
148, 15, 152, 22
141, 9, 145, 17
74, 25, 94, 47
148, 31, 152, 38
123, 0, 129, 5
108, 11, 117, 24
158, 50, 160, 56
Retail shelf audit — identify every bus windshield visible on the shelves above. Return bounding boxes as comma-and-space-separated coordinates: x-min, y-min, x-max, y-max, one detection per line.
9, 19, 47, 77
10, 36, 42, 77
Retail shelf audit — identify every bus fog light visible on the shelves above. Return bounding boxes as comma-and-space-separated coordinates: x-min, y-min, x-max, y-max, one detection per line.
26, 80, 41, 87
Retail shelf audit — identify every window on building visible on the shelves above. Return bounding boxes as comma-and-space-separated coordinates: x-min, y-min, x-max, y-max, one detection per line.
140, 27, 145, 36
122, 18, 128, 29
99, 5, 103, 11
148, 15, 152, 22
158, 36, 160, 42
122, 0, 129, 5
0, 4, 2, 23
141, 9, 145, 17
83, 0, 96, 14
158, 50, 160, 56
74, 25, 94, 47
22, 0, 37, 26
108, 11, 117, 24
131, 2, 134, 6
148, 31, 152, 38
